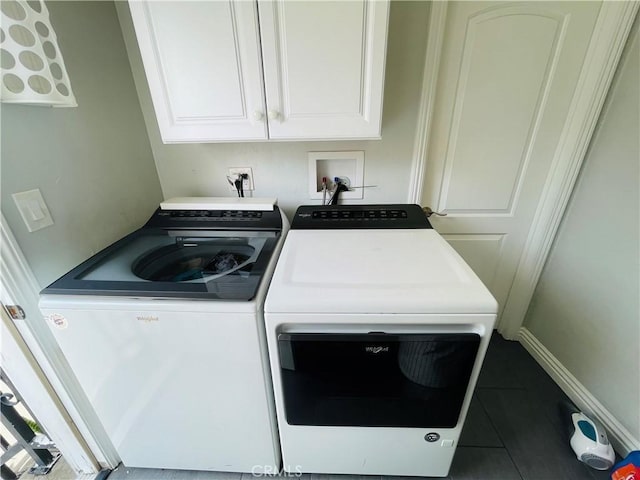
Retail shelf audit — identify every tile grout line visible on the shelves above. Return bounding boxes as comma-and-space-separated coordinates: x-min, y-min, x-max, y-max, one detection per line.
475, 386, 528, 391
475, 388, 525, 480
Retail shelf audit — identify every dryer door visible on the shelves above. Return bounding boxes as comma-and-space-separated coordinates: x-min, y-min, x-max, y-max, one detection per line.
278, 332, 480, 428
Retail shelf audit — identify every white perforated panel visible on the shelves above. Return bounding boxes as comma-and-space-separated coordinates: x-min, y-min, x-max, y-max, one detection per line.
0, 0, 76, 106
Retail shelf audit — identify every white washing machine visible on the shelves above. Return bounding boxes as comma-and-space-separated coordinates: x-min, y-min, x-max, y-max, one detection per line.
264, 204, 497, 477
39, 198, 288, 473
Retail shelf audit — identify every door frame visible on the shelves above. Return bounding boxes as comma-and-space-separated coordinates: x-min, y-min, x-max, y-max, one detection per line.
408, 1, 639, 339
0, 214, 120, 471
1, 308, 99, 477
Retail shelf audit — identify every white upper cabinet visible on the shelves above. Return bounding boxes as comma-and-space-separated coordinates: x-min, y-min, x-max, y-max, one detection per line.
258, 0, 389, 140
129, 1, 267, 142
128, 0, 389, 143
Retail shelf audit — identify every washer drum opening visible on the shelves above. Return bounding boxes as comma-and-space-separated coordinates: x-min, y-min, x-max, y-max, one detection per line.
132, 244, 254, 282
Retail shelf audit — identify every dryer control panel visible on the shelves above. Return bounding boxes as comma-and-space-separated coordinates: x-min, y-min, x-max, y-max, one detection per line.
292, 204, 432, 229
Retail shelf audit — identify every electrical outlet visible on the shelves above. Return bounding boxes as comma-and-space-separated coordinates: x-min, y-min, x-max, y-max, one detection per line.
228, 167, 254, 191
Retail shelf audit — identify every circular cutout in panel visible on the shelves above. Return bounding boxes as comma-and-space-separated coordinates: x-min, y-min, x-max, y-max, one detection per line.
9, 24, 36, 47
50, 62, 63, 80
56, 82, 69, 96
34, 21, 49, 38
42, 40, 56, 59
19, 50, 44, 71
1, 48, 16, 69
1, 28, 5, 44
1, 1, 27, 21
27, 74, 51, 94
27, 0, 42, 14
3, 73, 25, 93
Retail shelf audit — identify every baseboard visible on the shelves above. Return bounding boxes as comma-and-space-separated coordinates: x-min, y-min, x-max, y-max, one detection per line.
519, 327, 639, 457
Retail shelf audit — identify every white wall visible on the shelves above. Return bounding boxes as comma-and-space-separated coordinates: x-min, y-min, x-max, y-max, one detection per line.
524, 17, 639, 444
117, 1, 430, 217
1, 1, 163, 287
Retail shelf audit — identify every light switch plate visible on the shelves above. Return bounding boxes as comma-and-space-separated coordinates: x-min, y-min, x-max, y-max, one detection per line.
12, 189, 54, 232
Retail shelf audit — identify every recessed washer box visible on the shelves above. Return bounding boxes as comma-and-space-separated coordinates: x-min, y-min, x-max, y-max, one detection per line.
308, 151, 364, 200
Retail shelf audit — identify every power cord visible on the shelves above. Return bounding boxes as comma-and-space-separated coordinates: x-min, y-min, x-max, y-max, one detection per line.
329, 178, 349, 205
230, 173, 248, 198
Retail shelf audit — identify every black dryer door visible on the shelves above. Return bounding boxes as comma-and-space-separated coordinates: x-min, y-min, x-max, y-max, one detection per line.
278, 332, 480, 428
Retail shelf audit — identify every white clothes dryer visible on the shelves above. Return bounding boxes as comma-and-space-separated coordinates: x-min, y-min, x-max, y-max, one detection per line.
264, 204, 497, 477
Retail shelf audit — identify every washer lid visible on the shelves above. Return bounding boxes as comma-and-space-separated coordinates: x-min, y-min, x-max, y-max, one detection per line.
42, 229, 280, 301
265, 229, 498, 314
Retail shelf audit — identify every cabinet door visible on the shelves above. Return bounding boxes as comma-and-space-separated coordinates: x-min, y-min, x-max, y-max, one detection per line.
258, 0, 389, 140
128, 1, 268, 142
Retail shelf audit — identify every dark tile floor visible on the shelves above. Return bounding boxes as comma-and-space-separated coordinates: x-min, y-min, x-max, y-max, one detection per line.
107, 333, 614, 480
453, 333, 613, 480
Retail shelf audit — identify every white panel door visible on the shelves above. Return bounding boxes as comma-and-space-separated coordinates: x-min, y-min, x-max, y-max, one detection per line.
421, 2, 602, 318
258, 0, 389, 140
128, 1, 268, 142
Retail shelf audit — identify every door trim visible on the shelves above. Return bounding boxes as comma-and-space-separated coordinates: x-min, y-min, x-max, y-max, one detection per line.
0, 214, 120, 470
407, 2, 448, 204
408, 1, 639, 339
1, 307, 100, 477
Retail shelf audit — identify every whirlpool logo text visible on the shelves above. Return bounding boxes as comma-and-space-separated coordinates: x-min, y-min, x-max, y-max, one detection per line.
365, 346, 389, 354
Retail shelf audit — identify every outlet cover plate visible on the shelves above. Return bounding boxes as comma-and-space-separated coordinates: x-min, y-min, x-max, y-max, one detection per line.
228, 167, 254, 191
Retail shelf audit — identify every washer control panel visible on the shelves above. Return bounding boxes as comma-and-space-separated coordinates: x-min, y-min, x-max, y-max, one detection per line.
144, 207, 282, 230
157, 210, 263, 219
